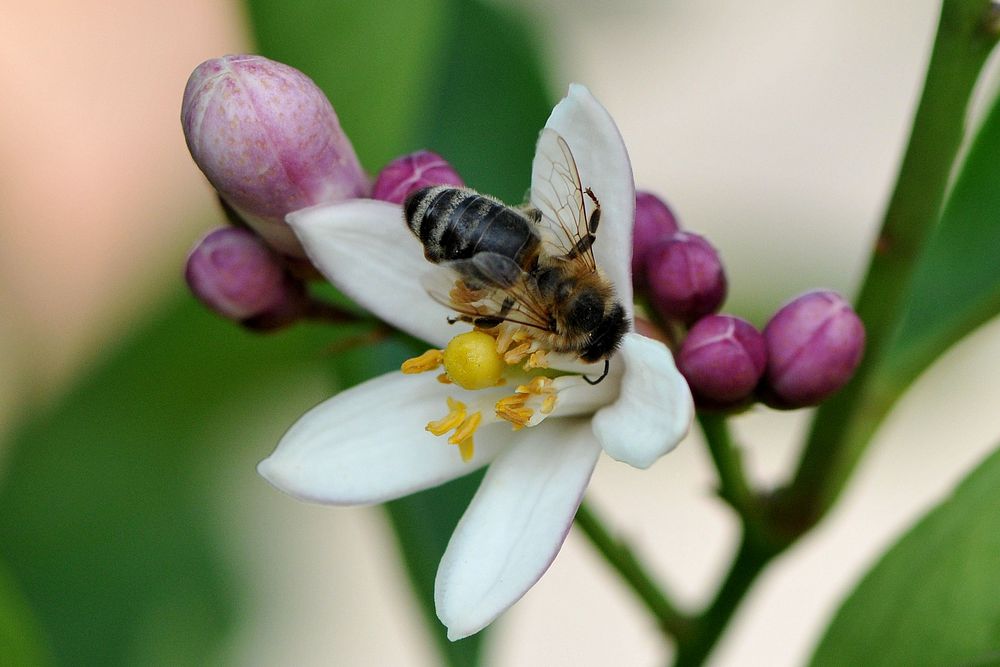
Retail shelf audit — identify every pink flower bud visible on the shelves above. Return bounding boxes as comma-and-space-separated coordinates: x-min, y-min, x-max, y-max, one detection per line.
678, 315, 766, 408
762, 290, 865, 408
632, 191, 679, 284
646, 232, 727, 325
185, 227, 308, 330
181, 55, 369, 257
372, 150, 464, 204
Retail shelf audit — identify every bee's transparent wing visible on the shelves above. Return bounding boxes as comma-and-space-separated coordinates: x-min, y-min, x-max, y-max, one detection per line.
529, 128, 597, 272
420, 254, 554, 332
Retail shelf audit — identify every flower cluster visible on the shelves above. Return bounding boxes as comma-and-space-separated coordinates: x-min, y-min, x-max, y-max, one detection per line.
631, 193, 866, 410
182, 55, 694, 639
180, 52, 865, 642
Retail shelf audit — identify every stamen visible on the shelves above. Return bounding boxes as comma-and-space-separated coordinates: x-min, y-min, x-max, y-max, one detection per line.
455, 436, 475, 462
503, 341, 534, 365
524, 349, 549, 370
426, 397, 466, 436
436, 373, 452, 384
402, 349, 443, 374
426, 399, 485, 462
495, 326, 515, 355
495, 395, 533, 430
449, 411, 482, 445
495, 376, 558, 430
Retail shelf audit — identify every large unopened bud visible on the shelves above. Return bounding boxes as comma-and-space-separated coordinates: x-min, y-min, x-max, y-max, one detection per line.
185, 227, 308, 330
761, 290, 865, 408
372, 150, 464, 204
182, 55, 368, 257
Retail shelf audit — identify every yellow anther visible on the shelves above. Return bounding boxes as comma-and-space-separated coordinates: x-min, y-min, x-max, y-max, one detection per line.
495, 327, 515, 355
524, 349, 550, 370
495, 394, 533, 429
402, 349, 444, 374
503, 341, 533, 365
449, 411, 482, 446
541, 394, 558, 415
443, 331, 505, 390
456, 436, 475, 462
517, 376, 553, 395
426, 398, 466, 436
436, 373, 452, 384
426, 399, 482, 462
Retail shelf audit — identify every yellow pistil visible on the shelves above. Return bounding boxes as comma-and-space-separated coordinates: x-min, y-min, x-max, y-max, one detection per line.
442, 330, 505, 390
402, 348, 444, 374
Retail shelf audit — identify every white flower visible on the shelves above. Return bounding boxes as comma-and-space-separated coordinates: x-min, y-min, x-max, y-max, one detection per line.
257, 84, 694, 640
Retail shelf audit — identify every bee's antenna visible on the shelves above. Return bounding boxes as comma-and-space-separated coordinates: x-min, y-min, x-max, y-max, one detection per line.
583, 359, 610, 385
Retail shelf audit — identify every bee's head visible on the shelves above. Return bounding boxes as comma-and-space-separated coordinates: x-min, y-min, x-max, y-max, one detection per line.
579, 301, 628, 362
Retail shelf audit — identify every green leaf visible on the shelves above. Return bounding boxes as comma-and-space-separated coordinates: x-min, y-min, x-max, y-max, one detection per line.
810, 444, 1000, 667
244, 0, 450, 170
410, 0, 552, 202
887, 86, 1000, 387
0, 295, 337, 665
0, 561, 52, 667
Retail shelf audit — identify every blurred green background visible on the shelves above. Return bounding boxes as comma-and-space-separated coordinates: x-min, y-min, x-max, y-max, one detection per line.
1, 1, 998, 665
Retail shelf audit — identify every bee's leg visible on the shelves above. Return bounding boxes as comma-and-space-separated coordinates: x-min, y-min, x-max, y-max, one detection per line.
565, 233, 596, 260
472, 316, 504, 328
518, 205, 543, 224
582, 359, 610, 385
468, 297, 513, 329
584, 187, 601, 234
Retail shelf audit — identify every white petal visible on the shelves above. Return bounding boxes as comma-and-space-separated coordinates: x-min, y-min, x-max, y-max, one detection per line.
592, 332, 693, 469
435, 419, 601, 640
258, 371, 505, 505
287, 199, 456, 348
539, 83, 635, 319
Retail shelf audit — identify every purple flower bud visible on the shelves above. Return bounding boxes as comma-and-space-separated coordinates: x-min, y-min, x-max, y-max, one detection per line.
372, 150, 464, 204
632, 191, 679, 283
762, 290, 865, 408
181, 55, 369, 257
646, 232, 727, 325
185, 227, 308, 330
678, 315, 766, 408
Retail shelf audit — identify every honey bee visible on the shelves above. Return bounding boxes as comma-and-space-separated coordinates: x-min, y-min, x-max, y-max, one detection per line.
403, 129, 628, 383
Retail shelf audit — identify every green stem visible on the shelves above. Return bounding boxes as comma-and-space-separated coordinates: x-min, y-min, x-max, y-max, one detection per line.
672, 530, 777, 667
574, 502, 691, 639
697, 414, 753, 517
775, 0, 1000, 536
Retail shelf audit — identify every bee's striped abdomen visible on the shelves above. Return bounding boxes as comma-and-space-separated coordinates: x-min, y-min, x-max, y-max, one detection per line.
405, 186, 540, 269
